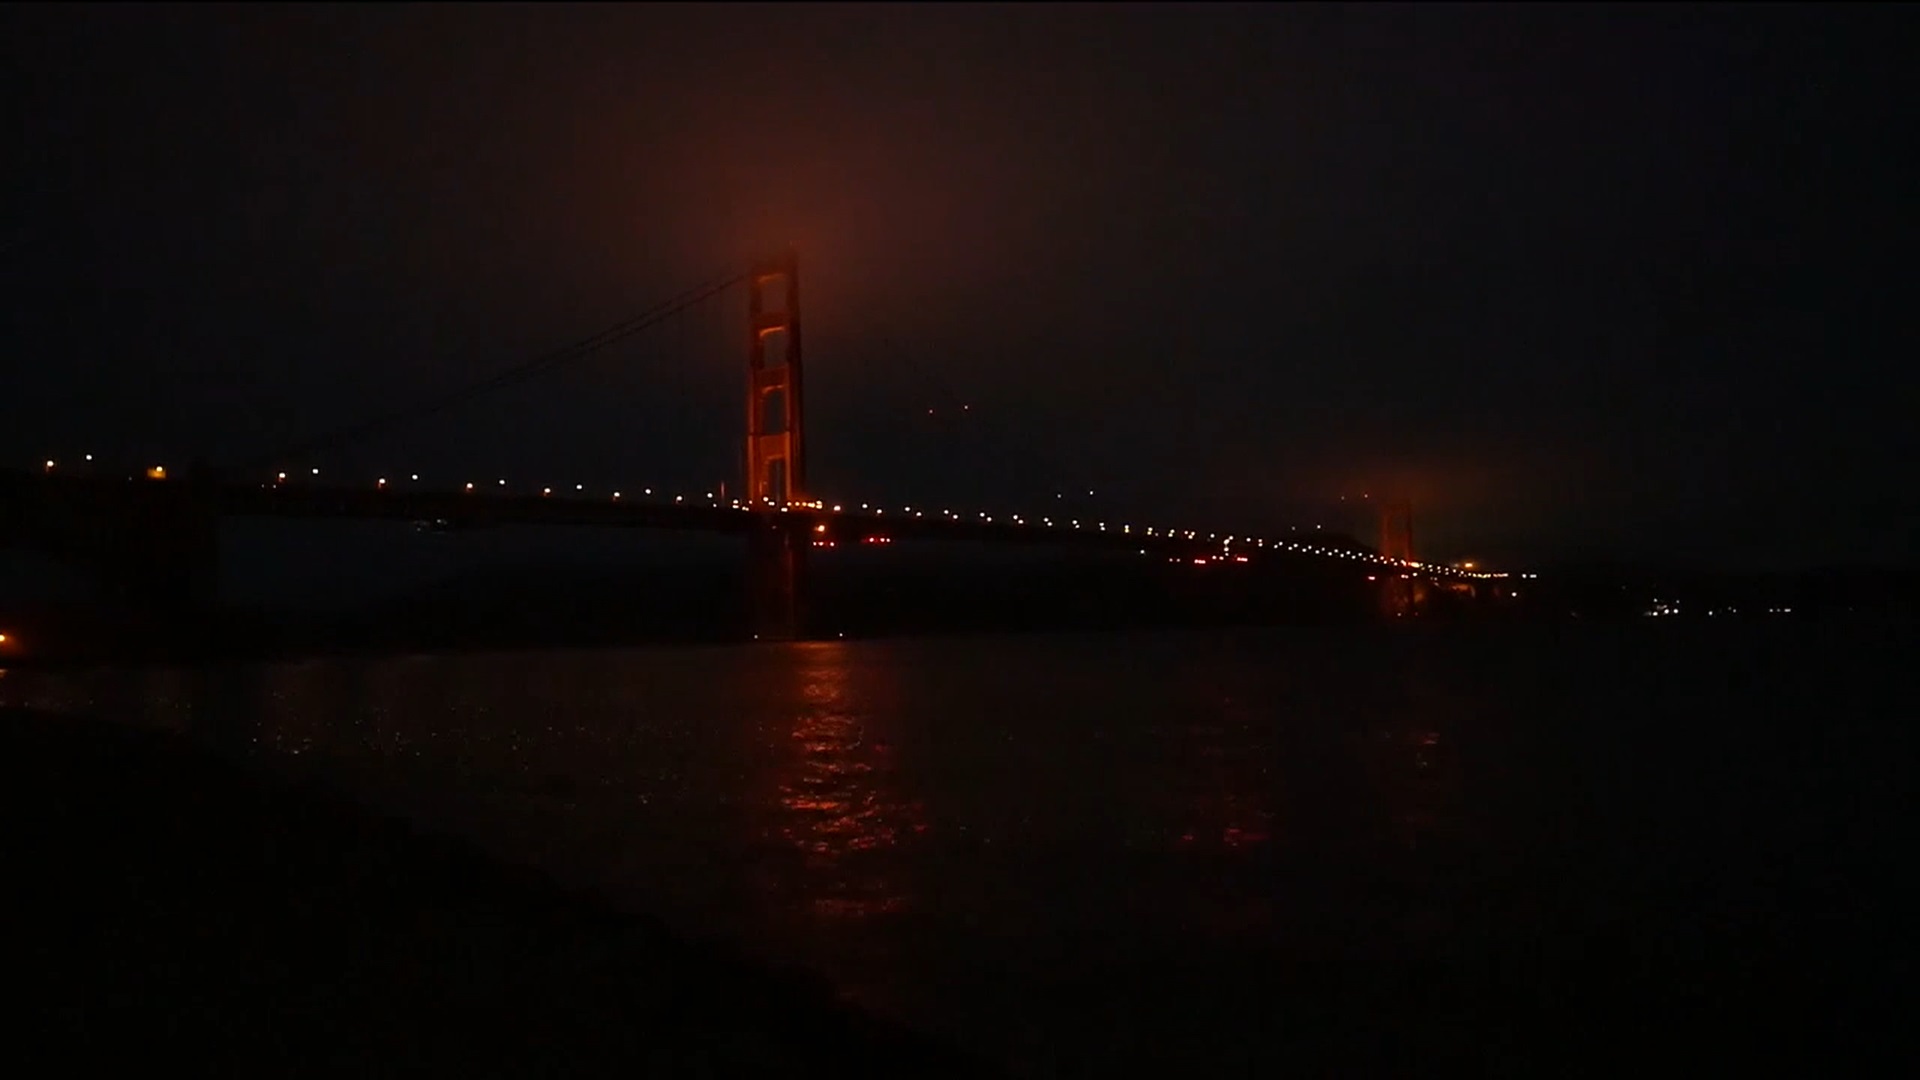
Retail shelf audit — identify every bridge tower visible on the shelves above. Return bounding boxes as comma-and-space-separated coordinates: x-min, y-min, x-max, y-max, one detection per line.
746, 247, 805, 504
744, 248, 808, 640
1379, 499, 1414, 564
1379, 498, 1418, 617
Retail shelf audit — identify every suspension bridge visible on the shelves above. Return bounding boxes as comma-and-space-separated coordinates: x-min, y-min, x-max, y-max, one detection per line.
1, 251, 1517, 641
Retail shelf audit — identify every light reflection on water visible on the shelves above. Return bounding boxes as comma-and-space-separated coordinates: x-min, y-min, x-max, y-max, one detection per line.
0, 633, 1472, 923
757, 641, 927, 921
2, 628, 1502, 1070
4, 622, 1906, 1074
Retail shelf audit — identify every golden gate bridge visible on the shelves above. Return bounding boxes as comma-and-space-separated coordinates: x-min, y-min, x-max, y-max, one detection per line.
2, 251, 1520, 641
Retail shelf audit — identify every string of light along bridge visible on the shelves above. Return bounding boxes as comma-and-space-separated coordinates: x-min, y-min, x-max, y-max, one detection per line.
35, 455, 1526, 582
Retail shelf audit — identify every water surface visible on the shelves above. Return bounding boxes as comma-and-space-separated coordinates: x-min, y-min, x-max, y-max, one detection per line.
3, 622, 1900, 1072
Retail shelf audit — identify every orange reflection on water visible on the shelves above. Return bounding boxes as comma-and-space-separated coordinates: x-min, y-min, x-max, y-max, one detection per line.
763, 642, 926, 921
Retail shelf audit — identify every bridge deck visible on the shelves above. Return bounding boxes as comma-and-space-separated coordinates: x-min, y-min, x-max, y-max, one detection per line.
2, 470, 1483, 581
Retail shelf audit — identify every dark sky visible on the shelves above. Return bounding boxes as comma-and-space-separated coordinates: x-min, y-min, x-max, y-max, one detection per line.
3, 3, 1914, 570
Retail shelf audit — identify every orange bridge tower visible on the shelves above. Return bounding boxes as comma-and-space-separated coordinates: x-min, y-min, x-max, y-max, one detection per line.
1379, 498, 1418, 617
745, 249, 808, 640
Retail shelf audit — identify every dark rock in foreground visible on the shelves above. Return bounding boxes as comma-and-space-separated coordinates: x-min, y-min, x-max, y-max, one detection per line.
3, 707, 1000, 1076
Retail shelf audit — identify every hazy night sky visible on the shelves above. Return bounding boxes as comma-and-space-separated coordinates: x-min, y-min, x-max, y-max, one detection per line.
2, 3, 1914, 570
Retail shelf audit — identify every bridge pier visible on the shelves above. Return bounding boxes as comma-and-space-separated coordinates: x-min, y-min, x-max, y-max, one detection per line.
1380, 575, 1426, 618
1378, 498, 1418, 618
746, 518, 807, 641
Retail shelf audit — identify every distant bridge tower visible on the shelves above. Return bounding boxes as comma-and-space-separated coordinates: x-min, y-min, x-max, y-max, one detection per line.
1379, 498, 1418, 617
744, 248, 807, 640
1379, 499, 1414, 564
